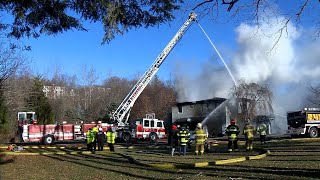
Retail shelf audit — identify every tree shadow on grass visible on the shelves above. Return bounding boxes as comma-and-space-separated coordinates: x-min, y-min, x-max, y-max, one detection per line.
197, 163, 320, 179
64, 152, 198, 176
34, 146, 199, 179
0, 154, 15, 165
44, 153, 160, 180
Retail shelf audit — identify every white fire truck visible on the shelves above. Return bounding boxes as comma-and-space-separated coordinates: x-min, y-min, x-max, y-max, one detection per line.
17, 12, 197, 144
287, 107, 320, 138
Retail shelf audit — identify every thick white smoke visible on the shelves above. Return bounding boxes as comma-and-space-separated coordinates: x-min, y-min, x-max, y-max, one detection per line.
174, 16, 320, 133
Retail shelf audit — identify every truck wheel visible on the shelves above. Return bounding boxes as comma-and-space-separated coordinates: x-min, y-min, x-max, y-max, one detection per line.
122, 132, 131, 143
205, 142, 210, 152
309, 127, 318, 138
149, 133, 158, 145
43, 135, 55, 145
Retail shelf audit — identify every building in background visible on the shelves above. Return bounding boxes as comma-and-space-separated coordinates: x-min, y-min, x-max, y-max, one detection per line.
172, 97, 227, 136
43, 85, 66, 99
172, 97, 275, 137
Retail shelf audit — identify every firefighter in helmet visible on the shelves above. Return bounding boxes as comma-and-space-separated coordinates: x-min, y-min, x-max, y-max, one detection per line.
243, 119, 255, 151
194, 123, 207, 155
96, 127, 106, 151
257, 122, 268, 144
86, 128, 94, 151
226, 119, 240, 152
171, 124, 179, 156
106, 127, 116, 152
92, 125, 99, 151
178, 124, 190, 156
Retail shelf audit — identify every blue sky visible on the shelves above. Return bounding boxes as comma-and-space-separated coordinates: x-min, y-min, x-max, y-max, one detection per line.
20, 1, 318, 86
23, 9, 237, 84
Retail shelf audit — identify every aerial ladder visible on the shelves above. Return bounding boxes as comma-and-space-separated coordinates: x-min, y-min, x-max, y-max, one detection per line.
112, 12, 197, 137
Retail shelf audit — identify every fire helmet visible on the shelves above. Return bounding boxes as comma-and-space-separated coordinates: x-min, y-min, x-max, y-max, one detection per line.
230, 119, 236, 125
196, 123, 202, 129
172, 125, 177, 131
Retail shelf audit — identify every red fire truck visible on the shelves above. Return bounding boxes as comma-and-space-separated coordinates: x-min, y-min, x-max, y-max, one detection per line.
18, 111, 113, 144
17, 112, 166, 145
287, 107, 320, 138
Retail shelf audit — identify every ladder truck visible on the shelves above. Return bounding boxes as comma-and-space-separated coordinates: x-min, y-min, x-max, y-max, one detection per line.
112, 12, 197, 142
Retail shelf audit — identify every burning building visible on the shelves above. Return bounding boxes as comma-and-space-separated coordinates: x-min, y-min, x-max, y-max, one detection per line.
171, 97, 228, 136
172, 97, 275, 137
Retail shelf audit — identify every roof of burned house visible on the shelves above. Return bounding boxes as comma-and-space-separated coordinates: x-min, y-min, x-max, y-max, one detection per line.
175, 97, 227, 106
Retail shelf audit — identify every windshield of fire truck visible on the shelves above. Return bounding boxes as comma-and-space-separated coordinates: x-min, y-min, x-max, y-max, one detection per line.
18, 113, 26, 122
27, 113, 36, 121
18, 112, 37, 124
287, 111, 306, 128
157, 121, 162, 128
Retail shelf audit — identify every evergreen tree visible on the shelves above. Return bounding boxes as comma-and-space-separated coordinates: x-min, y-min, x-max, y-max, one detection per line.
1, 1, 182, 44
0, 90, 9, 133
26, 76, 55, 125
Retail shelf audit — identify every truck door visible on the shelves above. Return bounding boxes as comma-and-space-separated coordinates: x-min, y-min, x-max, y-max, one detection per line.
143, 119, 150, 138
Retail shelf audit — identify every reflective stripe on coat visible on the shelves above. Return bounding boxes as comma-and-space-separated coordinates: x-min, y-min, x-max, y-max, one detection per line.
107, 131, 115, 144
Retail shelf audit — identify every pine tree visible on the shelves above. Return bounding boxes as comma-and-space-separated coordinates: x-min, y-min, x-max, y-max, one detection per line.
0, 90, 9, 133
26, 76, 55, 125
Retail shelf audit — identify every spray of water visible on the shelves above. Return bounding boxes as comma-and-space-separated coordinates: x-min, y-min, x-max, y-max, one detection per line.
197, 22, 238, 135
202, 98, 230, 126
197, 22, 237, 87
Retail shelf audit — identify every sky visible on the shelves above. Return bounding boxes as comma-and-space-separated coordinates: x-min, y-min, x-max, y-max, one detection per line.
14, 1, 320, 133
21, 1, 319, 86
22, 5, 237, 84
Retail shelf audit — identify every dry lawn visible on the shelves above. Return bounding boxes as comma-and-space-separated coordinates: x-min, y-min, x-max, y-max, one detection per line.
1, 138, 320, 180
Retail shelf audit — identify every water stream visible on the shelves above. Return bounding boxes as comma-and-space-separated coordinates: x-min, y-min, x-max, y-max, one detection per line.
196, 22, 286, 135
197, 22, 237, 87
196, 22, 237, 135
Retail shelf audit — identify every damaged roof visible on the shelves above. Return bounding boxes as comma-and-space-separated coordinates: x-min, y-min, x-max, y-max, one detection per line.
175, 97, 227, 106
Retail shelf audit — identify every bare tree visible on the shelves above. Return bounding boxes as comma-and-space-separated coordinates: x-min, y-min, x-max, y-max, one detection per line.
0, 43, 25, 89
307, 85, 320, 107
189, 0, 319, 49
130, 75, 176, 120
231, 80, 273, 122
0, 40, 26, 135
79, 66, 99, 113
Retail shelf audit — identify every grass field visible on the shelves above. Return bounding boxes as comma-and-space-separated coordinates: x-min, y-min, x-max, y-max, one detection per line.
1, 138, 320, 180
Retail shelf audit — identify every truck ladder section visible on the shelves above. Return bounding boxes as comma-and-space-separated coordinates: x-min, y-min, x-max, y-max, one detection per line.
113, 12, 197, 126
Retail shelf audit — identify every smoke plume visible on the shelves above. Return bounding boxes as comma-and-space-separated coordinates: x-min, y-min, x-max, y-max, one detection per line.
174, 16, 320, 133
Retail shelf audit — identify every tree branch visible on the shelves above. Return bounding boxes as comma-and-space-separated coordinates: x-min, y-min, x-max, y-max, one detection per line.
296, 0, 309, 22
192, 0, 214, 11
269, 18, 290, 52
222, 0, 239, 11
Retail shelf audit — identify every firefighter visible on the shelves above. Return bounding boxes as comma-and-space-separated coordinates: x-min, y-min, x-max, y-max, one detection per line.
178, 124, 190, 156
257, 122, 268, 144
171, 124, 179, 156
92, 125, 99, 151
194, 123, 207, 155
86, 128, 93, 151
243, 119, 255, 151
226, 119, 240, 152
96, 128, 106, 151
106, 128, 115, 152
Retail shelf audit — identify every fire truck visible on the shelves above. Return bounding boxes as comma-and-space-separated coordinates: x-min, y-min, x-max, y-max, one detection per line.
111, 12, 197, 142
17, 111, 166, 145
287, 107, 320, 138
18, 111, 113, 145
17, 12, 197, 144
